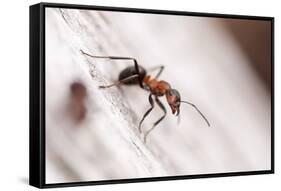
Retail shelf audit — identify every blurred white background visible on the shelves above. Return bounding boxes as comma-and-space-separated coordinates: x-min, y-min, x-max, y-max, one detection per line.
45, 7, 271, 183
0, 0, 279, 191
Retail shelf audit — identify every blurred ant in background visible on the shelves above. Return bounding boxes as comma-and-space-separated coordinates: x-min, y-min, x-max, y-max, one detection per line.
69, 82, 87, 123
81, 50, 210, 143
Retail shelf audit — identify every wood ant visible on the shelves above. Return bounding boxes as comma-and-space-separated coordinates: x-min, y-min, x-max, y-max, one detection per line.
80, 50, 210, 143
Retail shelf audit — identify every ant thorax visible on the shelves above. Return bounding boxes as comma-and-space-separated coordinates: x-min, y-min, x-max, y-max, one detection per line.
143, 76, 171, 96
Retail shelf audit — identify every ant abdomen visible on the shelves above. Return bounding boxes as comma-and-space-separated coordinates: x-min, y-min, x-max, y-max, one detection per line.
118, 66, 147, 85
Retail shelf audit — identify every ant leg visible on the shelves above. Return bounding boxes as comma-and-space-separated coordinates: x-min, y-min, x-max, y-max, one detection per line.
147, 65, 165, 79
131, 59, 144, 89
144, 96, 167, 143
80, 49, 144, 89
154, 66, 164, 79
99, 74, 139, 89
138, 94, 154, 133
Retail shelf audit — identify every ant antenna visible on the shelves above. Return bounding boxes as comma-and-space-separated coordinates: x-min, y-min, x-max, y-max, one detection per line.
181, 101, 210, 127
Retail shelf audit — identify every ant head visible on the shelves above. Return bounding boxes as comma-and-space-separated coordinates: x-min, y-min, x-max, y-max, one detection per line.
166, 89, 181, 116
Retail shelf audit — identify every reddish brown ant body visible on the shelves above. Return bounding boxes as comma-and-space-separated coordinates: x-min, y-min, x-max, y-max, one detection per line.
81, 50, 210, 143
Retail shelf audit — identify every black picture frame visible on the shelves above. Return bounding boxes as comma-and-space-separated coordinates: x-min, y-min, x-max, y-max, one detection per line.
29, 2, 275, 189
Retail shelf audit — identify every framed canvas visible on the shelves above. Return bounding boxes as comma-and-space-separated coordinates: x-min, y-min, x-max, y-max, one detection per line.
29, 2, 274, 188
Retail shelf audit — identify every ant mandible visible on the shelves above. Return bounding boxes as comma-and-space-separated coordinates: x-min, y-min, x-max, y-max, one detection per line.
80, 50, 210, 143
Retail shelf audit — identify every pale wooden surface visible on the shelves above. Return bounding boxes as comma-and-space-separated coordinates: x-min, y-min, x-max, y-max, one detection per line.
45, 8, 271, 183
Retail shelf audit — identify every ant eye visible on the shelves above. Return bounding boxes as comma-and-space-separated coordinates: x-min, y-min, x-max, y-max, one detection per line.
168, 89, 180, 97
167, 91, 173, 96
